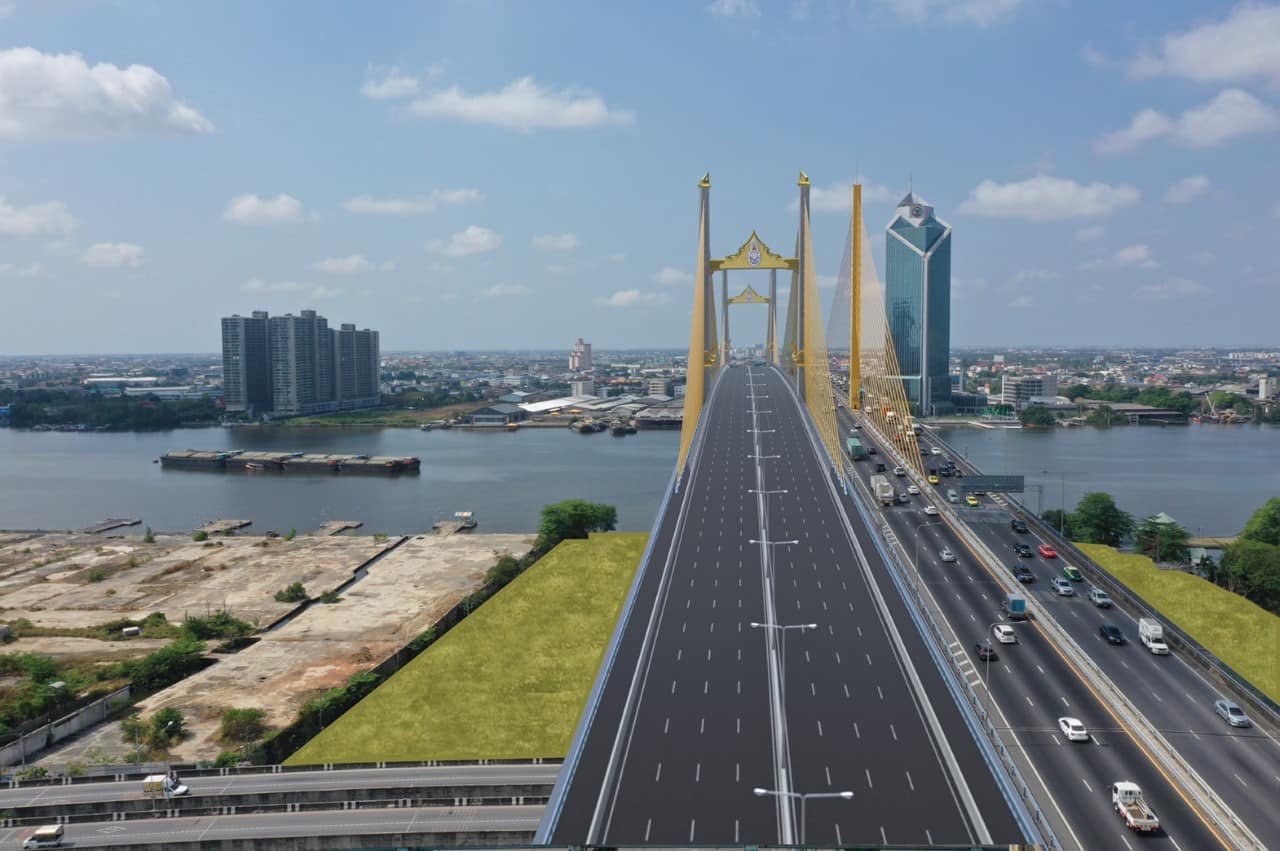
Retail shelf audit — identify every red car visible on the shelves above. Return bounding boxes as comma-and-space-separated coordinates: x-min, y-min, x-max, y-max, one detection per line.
1038, 543, 1058, 559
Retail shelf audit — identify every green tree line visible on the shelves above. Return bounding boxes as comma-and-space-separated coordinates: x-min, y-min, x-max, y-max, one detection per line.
0, 389, 220, 430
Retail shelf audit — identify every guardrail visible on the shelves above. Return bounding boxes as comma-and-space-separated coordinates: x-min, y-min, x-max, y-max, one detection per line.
927, 429, 1280, 728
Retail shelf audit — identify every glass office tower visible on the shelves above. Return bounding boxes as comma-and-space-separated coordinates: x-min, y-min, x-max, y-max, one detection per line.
885, 191, 952, 415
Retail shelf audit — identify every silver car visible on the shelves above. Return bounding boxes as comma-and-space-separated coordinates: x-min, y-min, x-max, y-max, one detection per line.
939, 547, 956, 563
1214, 699, 1252, 728
1052, 577, 1075, 596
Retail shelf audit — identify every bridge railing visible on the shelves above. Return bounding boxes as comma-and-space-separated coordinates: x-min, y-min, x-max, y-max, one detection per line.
928, 429, 1280, 728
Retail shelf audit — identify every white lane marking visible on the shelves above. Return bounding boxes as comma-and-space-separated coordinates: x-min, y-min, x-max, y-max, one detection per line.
890, 723, 898, 741
825, 765, 832, 786
817, 720, 824, 737
906, 770, 914, 791
655, 762, 662, 782
865, 768, 873, 789
695, 763, 701, 783
689, 818, 696, 842
853, 722, 861, 739
645, 818, 652, 841
1081, 777, 1092, 792
663, 717, 670, 734
1234, 773, 1247, 787
1061, 696, 1070, 707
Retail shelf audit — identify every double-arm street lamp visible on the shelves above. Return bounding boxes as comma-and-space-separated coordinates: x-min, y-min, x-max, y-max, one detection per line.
753, 787, 854, 845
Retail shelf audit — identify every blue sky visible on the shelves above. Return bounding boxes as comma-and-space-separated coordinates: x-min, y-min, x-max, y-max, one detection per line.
0, 0, 1277, 354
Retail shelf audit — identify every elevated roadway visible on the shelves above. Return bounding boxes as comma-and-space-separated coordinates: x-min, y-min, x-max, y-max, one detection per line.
0, 763, 559, 810
933, 432, 1280, 848
547, 366, 1026, 846
839, 405, 1258, 849
0, 803, 542, 848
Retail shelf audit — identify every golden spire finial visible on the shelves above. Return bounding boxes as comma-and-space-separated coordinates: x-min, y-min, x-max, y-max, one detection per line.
698, 173, 711, 188
798, 170, 810, 186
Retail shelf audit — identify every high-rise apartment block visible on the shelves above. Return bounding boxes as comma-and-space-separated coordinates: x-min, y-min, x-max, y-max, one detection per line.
221, 311, 272, 413
220, 308, 380, 417
885, 191, 952, 416
569, 337, 592, 371
1002, 374, 1058, 412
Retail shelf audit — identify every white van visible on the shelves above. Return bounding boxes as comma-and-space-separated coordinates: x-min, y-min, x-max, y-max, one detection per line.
23, 825, 63, 849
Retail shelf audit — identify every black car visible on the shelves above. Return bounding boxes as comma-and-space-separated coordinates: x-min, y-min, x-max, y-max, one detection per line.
940, 468, 952, 478
867, 445, 877, 455
1014, 566, 1036, 583
874, 462, 886, 472
974, 642, 998, 661
1011, 517, 1029, 533
1013, 543, 1033, 558
1099, 624, 1126, 645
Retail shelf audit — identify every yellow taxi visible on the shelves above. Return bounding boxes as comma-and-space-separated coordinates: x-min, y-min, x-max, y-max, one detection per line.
927, 474, 940, 485
965, 494, 980, 507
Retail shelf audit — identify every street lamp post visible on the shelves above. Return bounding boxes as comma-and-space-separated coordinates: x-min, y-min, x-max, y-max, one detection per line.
753, 787, 854, 845
982, 622, 1002, 723
749, 622, 817, 689
748, 538, 798, 580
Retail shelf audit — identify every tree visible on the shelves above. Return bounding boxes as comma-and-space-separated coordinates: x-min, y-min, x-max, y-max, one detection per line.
1134, 515, 1190, 563
1070, 492, 1133, 547
1218, 539, 1280, 614
218, 707, 267, 744
536, 500, 618, 551
1063, 383, 1091, 401
1041, 509, 1073, 538
149, 707, 186, 747
126, 637, 206, 691
1019, 404, 1055, 428
1240, 497, 1280, 547
1085, 404, 1118, 427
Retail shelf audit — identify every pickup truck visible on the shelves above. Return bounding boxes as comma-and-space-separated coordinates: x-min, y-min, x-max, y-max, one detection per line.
1112, 781, 1160, 832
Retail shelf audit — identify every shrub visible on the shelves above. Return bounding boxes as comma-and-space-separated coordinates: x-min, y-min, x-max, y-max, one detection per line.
274, 582, 308, 603
183, 610, 254, 640
143, 527, 155, 544
87, 569, 107, 582
218, 707, 267, 743
214, 750, 244, 767
319, 590, 341, 604
284, 529, 296, 541
192, 531, 208, 542
149, 707, 186, 746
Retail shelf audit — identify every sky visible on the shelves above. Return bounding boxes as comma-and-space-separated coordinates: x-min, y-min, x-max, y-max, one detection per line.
0, 0, 1278, 355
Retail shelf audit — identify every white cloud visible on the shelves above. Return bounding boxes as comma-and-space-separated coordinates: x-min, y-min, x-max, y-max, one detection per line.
0, 262, 41, 277
410, 76, 634, 131
607, 252, 627, 263
310, 286, 343, 300
1129, 4, 1280, 88
959, 175, 1140, 220
223, 193, 305, 225
428, 261, 455, 274
791, 179, 893, 213
360, 65, 420, 100
883, 0, 1023, 28
343, 188, 482, 215
1096, 89, 1280, 154
1114, 244, 1159, 269
654, 266, 693, 286
1078, 258, 1106, 271
546, 264, 569, 274
0, 47, 212, 140
532, 232, 579, 251
1009, 295, 1033, 308
1011, 269, 1059, 284
81, 241, 143, 269
1076, 225, 1104, 241
241, 278, 304, 293
313, 254, 396, 274
817, 274, 837, 289
594, 289, 671, 307
707, 0, 760, 17
0, 196, 76, 238
482, 283, 530, 297
1162, 175, 1210, 205
1080, 43, 1111, 68
1135, 277, 1211, 301
426, 225, 502, 257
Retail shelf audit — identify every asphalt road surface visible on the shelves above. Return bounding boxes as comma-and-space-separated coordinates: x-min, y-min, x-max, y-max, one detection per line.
0, 804, 543, 848
934, 433, 1280, 849
0, 763, 560, 810
840, 407, 1240, 850
551, 366, 1023, 846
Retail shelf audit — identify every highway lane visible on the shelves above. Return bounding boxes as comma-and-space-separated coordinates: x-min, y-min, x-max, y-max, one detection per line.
760, 369, 1022, 846
945, 468, 1280, 849
841, 410, 1231, 850
0, 803, 543, 848
0, 763, 560, 809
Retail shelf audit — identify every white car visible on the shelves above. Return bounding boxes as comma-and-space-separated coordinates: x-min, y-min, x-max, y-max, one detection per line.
1052, 577, 1075, 596
992, 624, 1016, 644
907, 484, 920, 495
930, 447, 942, 455
939, 548, 956, 563
1058, 716, 1089, 742
923, 505, 938, 516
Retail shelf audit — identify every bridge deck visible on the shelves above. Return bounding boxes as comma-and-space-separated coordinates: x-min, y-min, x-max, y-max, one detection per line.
549, 365, 1022, 845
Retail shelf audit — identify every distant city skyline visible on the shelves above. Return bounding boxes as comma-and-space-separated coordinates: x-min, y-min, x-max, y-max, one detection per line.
0, 2, 1276, 354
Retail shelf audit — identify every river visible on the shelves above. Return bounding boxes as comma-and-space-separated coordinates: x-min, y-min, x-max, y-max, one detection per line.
0, 422, 1276, 537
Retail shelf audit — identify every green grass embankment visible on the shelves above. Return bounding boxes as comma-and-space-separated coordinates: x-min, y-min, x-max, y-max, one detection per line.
285, 532, 647, 764
1078, 543, 1280, 702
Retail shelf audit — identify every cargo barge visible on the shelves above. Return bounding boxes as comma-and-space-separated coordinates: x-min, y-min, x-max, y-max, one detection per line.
160, 450, 420, 474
